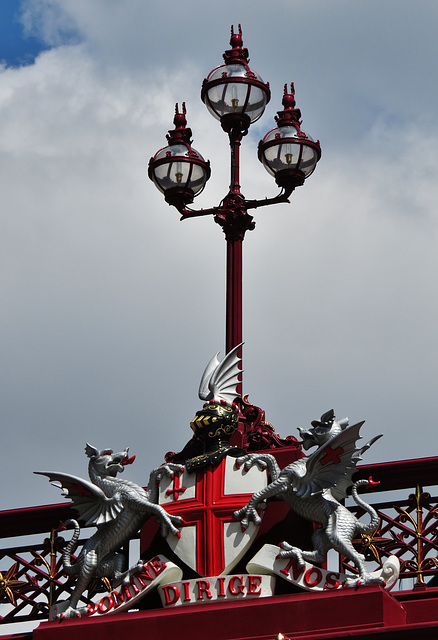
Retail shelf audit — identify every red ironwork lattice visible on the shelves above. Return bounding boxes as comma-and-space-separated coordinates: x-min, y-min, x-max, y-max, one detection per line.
1, 457, 437, 628
0, 505, 126, 625
341, 484, 438, 588
0, 529, 114, 624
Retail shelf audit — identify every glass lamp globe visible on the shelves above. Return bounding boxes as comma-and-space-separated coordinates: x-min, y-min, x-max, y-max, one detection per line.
148, 104, 211, 208
258, 84, 321, 190
201, 25, 270, 134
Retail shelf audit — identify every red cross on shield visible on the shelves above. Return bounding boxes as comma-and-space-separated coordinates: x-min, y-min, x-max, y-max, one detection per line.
158, 457, 268, 577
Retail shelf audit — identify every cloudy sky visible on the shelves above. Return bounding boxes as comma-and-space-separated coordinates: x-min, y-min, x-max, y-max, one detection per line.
1, 0, 437, 511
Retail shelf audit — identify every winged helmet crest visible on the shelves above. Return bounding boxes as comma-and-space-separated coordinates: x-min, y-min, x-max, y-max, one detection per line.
198, 342, 242, 406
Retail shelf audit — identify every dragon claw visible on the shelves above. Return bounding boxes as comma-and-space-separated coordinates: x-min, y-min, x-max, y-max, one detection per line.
57, 606, 81, 621
227, 425, 384, 592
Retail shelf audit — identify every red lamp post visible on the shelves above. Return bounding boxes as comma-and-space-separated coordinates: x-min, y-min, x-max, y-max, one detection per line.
149, 25, 321, 397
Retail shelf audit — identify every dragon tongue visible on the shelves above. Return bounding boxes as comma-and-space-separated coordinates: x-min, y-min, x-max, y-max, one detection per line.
122, 455, 136, 466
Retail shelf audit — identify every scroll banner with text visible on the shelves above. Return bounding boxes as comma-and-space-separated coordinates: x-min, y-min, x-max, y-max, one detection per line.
246, 544, 400, 592
158, 574, 276, 608
50, 555, 183, 620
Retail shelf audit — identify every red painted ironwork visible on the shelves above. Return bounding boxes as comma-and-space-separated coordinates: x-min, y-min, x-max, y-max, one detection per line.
0, 506, 131, 625
149, 27, 318, 400
232, 396, 301, 452
341, 458, 438, 589
39, 586, 438, 640
0, 526, 83, 624
1, 457, 438, 629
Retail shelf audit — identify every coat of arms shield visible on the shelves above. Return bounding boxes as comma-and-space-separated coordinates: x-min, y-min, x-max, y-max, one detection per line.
158, 456, 268, 576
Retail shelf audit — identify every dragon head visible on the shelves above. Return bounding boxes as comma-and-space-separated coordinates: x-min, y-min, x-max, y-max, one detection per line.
85, 444, 135, 478
297, 409, 349, 451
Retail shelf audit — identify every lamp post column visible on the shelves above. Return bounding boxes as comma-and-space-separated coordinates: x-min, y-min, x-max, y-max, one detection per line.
214, 130, 255, 393
226, 237, 243, 355
148, 27, 321, 403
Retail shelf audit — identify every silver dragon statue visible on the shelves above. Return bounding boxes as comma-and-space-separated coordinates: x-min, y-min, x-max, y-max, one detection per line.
234, 409, 384, 587
35, 445, 183, 619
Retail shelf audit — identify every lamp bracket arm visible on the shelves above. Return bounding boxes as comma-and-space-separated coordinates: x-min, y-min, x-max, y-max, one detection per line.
178, 206, 219, 221
177, 185, 294, 220
244, 186, 294, 211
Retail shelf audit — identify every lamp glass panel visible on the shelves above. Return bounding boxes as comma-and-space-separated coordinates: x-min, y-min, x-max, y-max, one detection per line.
260, 125, 318, 175
299, 145, 319, 177
152, 144, 208, 193
205, 64, 268, 122
189, 164, 209, 194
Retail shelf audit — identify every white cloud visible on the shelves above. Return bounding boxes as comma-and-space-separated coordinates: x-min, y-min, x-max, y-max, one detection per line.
1, 0, 437, 510
20, 0, 82, 47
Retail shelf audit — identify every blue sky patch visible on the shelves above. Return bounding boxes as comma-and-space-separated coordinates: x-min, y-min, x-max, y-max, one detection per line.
0, 0, 51, 67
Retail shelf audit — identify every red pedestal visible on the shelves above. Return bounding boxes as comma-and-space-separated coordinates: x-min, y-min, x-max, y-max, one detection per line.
33, 585, 438, 640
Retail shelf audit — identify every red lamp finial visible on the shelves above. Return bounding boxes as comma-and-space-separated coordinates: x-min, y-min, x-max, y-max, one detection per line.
167, 103, 192, 145
173, 102, 187, 129
282, 83, 296, 110
275, 82, 301, 127
229, 24, 243, 49
223, 24, 249, 64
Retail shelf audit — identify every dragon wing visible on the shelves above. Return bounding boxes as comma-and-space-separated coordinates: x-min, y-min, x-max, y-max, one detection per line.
282, 422, 366, 499
330, 433, 383, 501
34, 471, 125, 527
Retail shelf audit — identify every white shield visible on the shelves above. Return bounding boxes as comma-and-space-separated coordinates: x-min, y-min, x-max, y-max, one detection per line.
158, 456, 267, 576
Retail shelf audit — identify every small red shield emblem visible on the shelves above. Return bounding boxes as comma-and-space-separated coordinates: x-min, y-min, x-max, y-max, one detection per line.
158, 457, 267, 577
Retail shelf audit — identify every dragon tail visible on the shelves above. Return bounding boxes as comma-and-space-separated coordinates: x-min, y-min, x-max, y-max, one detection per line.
351, 478, 380, 535
62, 519, 80, 576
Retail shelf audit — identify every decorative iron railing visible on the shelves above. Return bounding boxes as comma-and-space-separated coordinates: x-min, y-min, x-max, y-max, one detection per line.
1, 457, 437, 628
0, 504, 126, 626
342, 457, 438, 588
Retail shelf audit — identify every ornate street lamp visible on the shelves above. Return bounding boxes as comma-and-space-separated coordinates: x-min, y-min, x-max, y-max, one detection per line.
258, 83, 321, 190
148, 102, 211, 209
149, 25, 321, 396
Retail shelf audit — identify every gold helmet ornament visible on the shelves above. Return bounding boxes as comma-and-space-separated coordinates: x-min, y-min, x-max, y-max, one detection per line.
187, 343, 244, 472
